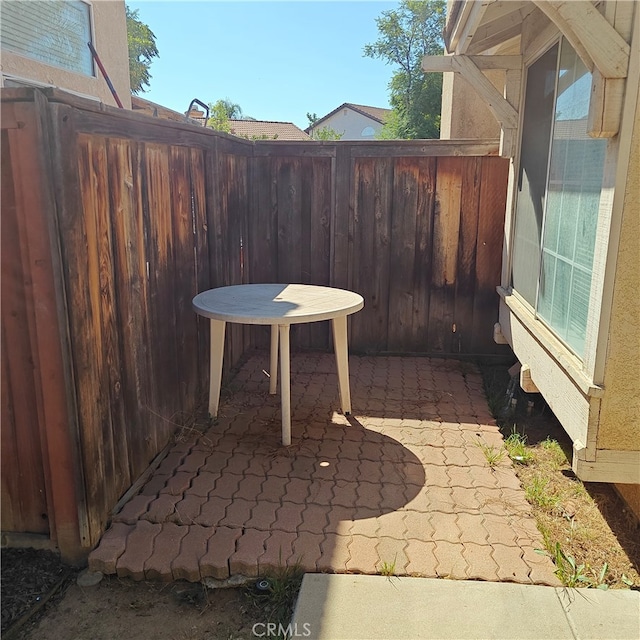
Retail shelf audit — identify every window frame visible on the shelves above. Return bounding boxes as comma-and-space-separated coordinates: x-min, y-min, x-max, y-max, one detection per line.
508, 36, 611, 362
0, 0, 96, 78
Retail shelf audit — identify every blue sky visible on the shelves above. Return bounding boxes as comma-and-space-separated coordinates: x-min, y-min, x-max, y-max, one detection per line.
128, 1, 398, 129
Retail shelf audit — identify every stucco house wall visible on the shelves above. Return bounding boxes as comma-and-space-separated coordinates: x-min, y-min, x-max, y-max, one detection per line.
309, 105, 387, 140
440, 62, 501, 139
1, 1, 131, 109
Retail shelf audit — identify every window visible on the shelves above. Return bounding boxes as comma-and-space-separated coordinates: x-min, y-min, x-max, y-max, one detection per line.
1, 0, 94, 77
511, 39, 606, 358
361, 126, 375, 137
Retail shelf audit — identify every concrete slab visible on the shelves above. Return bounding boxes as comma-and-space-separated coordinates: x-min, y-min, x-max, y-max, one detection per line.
292, 574, 640, 640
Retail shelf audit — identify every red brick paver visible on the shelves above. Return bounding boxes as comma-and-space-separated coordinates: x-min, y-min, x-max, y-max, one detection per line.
89, 353, 559, 587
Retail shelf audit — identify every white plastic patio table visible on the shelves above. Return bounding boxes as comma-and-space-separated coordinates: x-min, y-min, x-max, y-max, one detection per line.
192, 284, 364, 446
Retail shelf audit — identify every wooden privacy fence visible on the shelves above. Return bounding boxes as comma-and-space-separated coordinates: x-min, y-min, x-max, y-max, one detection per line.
249, 147, 509, 354
1, 88, 509, 560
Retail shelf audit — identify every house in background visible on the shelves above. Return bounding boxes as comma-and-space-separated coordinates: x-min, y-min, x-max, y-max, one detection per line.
228, 119, 311, 141
306, 103, 391, 140
0, 0, 131, 109
424, 1, 639, 518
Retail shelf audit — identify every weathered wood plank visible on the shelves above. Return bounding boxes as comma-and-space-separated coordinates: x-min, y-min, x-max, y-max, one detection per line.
307, 158, 332, 349
170, 145, 200, 412
331, 146, 351, 292
47, 103, 92, 548
77, 134, 128, 534
429, 157, 463, 353
191, 147, 211, 391
107, 139, 152, 479
472, 157, 509, 353
276, 158, 303, 284
349, 158, 392, 352
143, 143, 180, 425
388, 158, 420, 351
0, 128, 48, 533
453, 157, 482, 355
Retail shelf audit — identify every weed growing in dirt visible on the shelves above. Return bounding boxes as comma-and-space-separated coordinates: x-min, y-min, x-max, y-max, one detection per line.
475, 441, 507, 468
245, 562, 304, 637
504, 428, 535, 465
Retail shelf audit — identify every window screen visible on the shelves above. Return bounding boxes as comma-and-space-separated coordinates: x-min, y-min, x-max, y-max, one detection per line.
1, 1, 94, 77
511, 39, 606, 359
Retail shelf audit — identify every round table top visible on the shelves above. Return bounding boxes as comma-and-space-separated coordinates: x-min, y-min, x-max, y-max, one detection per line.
192, 284, 364, 325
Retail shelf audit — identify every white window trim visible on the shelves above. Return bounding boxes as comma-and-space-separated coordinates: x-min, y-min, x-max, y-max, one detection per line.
506, 35, 621, 383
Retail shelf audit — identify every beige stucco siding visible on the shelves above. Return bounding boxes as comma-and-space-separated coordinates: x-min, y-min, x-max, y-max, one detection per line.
440, 67, 501, 139
316, 108, 384, 140
597, 91, 640, 451
1, 1, 131, 109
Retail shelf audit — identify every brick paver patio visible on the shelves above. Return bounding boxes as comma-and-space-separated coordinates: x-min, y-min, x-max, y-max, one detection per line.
89, 353, 560, 586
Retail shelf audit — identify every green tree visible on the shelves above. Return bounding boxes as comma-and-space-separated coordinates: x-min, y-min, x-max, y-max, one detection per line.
125, 5, 159, 94
207, 99, 246, 131
364, 0, 445, 139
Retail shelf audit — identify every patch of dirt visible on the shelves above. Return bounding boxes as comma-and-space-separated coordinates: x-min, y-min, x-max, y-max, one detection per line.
481, 364, 640, 589
1, 548, 263, 640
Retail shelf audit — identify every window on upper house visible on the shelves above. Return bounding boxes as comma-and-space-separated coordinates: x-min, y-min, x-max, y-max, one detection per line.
1, 0, 94, 77
361, 126, 375, 137
511, 38, 607, 358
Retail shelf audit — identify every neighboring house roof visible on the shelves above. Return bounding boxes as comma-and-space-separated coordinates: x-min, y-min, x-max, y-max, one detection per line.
306, 103, 392, 132
229, 119, 311, 140
131, 95, 204, 125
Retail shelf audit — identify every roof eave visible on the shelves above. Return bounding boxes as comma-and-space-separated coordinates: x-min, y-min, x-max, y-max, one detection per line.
444, 0, 493, 54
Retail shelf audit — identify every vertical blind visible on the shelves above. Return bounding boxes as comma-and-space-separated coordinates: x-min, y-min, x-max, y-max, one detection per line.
1, 0, 94, 77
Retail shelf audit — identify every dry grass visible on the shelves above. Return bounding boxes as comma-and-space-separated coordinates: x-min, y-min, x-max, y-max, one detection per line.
519, 438, 640, 588
481, 365, 640, 590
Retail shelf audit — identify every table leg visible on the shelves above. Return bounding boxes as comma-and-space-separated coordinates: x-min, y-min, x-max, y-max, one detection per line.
279, 324, 291, 446
208, 319, 226, 418
332, 315, 352, 414
269, 324, 278, 394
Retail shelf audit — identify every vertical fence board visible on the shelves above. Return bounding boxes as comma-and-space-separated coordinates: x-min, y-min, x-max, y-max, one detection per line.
0, 127, 49, 533
108, 139, 152, 477
409, 156, 437, 349
170, 146, 200, 410
191, 148, 211, 394
93, 137, 131, 500
388, 158, 420, 351
331, 147, 351, 291
307, 158, 333, 349
349, 158, 393, 352
473, 157, 509, 352
429, 157, 464, 353
453, 157, 482, 355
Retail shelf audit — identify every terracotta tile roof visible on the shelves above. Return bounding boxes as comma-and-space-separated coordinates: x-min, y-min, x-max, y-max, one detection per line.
229, 120, 311, 141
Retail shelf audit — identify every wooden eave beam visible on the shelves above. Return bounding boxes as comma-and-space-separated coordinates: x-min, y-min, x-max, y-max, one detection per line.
422, 55, 522, 71
422, 55, 519, 129
466, 4, 535, 55
453, 1, 493, 54
446, 1, 482, 52
532, 0, 630, 79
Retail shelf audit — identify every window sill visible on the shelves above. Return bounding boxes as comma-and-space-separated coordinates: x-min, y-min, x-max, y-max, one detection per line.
497, 286, 604, 398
